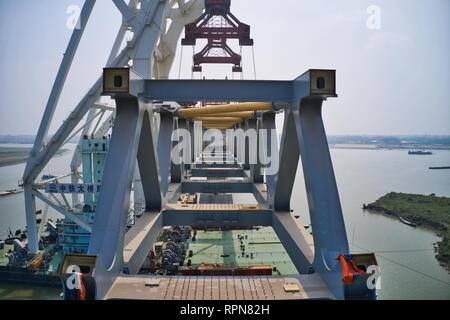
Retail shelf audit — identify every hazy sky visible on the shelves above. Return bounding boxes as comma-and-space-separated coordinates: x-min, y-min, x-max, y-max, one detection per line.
0, 0, 449, 136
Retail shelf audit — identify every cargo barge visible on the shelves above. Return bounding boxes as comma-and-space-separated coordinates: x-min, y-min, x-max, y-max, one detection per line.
0, 188, 23, 197
0, 266, 61, 287
408, 150, 432, 155
0, 220, 64, 288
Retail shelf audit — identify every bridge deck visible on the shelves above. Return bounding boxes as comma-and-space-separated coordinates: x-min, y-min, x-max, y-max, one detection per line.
105, 274, 334, 300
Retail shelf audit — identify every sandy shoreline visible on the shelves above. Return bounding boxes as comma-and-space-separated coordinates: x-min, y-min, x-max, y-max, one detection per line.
0, 158, 28, 168
0, 149, 68, 168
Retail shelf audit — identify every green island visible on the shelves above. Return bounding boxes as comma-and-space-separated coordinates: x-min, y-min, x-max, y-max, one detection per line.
363, 192, 450, 271
0, 147, 68, 167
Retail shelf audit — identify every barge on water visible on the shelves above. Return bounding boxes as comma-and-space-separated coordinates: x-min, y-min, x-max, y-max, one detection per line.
408, 150, 432, 155
0, 220, 64, 288
0, 188, 23, 197
399, 216, 417, 227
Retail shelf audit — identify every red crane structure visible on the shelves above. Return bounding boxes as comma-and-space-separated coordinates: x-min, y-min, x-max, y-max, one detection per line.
181, 0, 253, 73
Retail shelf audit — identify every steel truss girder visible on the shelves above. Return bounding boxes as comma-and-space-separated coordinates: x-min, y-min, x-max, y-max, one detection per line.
91, 70, 348, 299
142, 79, 307, 102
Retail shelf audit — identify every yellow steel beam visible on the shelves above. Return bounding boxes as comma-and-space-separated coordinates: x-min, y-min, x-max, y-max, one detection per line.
201, 122, 241, 127
177, 102, 271, 117
182, 111, 255, 118
203, 126, 232, 130
202, 123, 235, 128
199, 117, 243, 122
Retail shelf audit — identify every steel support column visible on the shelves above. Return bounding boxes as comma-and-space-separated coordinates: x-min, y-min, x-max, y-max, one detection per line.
261, 112, 277, 199
137, 105, 163, 211
171, 117, 187, 182
253, 116, 264, 183
293, 97, 349, 299
170, 118, 181, 182
24, 185, 38, 253
246, 117, 261, 182
188, 120, 196, 166
158, 111, 175, 196
244, 120, 250, 170
274, 110, 300, 211
184, 121, 192, 170
88, 96, 144, 271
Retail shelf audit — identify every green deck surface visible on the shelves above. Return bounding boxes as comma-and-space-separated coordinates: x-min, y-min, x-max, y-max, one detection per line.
185, 227, 299, 275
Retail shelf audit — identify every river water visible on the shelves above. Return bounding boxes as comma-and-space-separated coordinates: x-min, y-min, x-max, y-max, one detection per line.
292, 148, 450, 300
0, 144, 449, 299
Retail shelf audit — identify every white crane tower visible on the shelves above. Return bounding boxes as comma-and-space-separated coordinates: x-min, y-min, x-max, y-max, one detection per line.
22, 0, 205, 254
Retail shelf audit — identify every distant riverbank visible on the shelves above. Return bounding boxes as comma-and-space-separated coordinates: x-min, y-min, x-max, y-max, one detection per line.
363, 192, 450, 272
330, 143, 378, 149
0, 147, 68, 167
330, 143, 450, 151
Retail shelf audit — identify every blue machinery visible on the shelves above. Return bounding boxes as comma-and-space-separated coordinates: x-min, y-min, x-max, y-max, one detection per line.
58, 138, 109, 254
22, 0, 376, 300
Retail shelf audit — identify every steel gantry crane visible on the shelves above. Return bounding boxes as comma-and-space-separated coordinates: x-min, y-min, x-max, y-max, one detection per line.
23, 0, 204, 255
23, 0, 377, 300
182, 0, 253, 73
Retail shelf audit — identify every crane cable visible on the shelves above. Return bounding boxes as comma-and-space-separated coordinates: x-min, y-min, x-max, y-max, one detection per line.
240, 45, 243, 80
191, 46, 195, 80
251, 45, 257, 80
350, 242, 450, 286
178, 44, 183, 79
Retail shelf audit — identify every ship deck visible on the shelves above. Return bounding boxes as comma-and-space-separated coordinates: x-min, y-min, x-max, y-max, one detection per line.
173, 227, 299, 275
105, 274, 334, 300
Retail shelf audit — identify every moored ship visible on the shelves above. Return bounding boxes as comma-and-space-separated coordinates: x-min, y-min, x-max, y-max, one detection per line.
408, 150, 432, 155
0, 188, 23, 197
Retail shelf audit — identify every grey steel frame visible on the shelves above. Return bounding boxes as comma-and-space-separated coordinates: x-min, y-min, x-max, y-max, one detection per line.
88, 72, 349, 299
